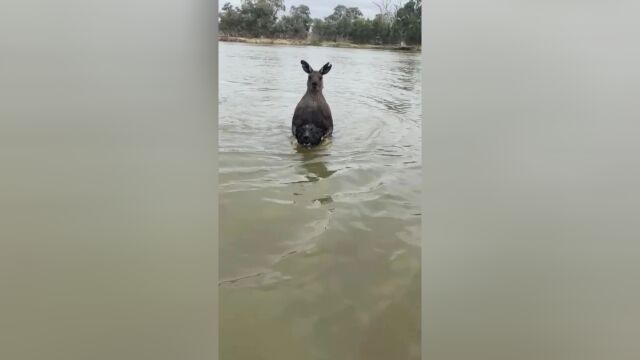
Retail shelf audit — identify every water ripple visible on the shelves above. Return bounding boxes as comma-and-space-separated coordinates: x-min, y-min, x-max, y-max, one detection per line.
219, 42, 421, 285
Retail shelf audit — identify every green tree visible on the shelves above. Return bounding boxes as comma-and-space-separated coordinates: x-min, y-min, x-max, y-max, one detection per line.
279, 5, 312, 38
395, 0, 421, 45
220, 0, 421, 46
219, 0, 286, 37
219, 2, 244, 36
246, 0, 285, 36
349, 18, 374, 44
322, 5, 363, 41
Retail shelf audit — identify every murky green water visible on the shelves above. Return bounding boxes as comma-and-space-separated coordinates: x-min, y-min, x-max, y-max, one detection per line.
219, 42, 421, 360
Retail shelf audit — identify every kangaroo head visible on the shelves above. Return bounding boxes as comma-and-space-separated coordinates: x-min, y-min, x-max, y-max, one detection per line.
301, 60, 332, 93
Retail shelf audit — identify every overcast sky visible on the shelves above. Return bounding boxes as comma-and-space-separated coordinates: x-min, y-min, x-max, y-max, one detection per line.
219, 0, 382, 20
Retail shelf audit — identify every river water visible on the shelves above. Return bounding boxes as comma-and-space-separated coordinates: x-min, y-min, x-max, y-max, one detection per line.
219, 42, 421, 360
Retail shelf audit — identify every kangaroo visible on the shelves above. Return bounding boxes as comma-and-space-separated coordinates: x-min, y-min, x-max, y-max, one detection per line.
292, 60, 333, 148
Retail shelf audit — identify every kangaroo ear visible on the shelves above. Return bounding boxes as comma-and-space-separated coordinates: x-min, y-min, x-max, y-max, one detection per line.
320, 62, 332, 75
301, 60, 312, 74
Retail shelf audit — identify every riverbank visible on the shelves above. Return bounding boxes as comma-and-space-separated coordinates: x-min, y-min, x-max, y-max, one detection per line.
219, 35, 421, 52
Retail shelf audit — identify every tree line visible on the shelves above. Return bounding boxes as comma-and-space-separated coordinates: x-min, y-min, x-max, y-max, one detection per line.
219, 0, 421, 46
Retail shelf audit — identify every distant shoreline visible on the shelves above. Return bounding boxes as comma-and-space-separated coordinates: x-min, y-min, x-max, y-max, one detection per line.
219, 35, 421, 52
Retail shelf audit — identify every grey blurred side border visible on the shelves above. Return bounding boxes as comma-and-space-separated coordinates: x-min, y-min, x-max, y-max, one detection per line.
0, 1, 218, 359
423, 1, 640, 360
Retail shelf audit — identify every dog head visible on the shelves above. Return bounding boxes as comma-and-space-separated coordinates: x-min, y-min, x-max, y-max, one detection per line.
295, 123, 325, 147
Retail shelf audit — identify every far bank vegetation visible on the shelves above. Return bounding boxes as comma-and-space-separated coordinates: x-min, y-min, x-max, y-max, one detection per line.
219, 0, 421, 50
